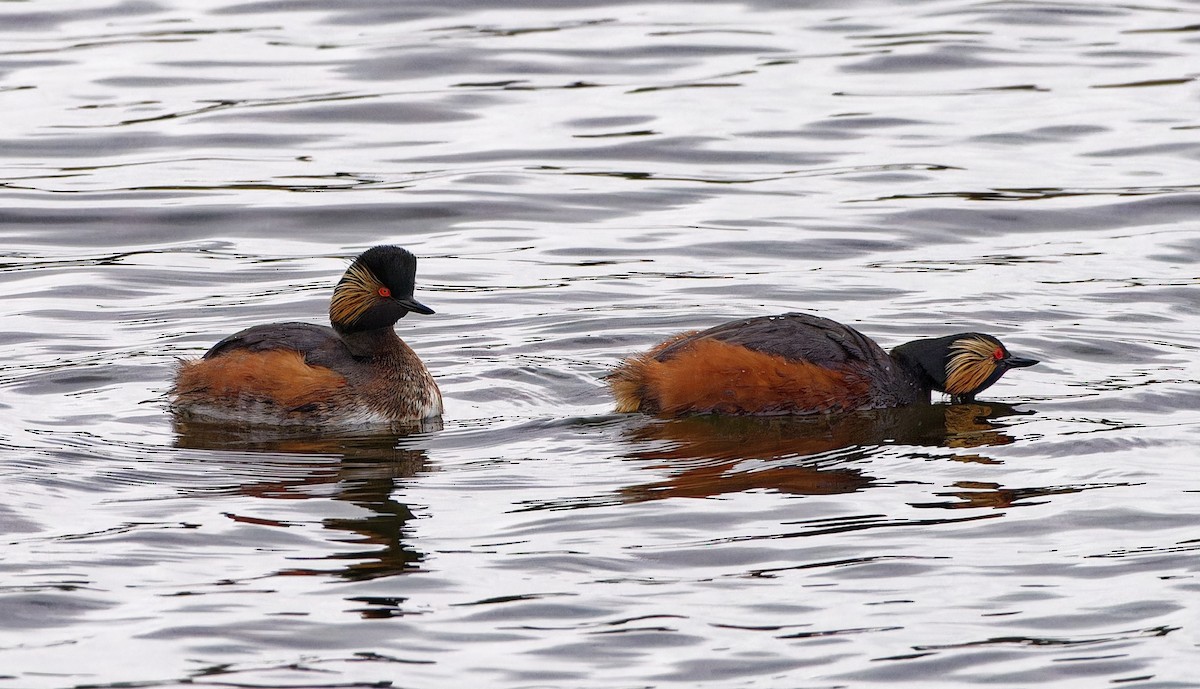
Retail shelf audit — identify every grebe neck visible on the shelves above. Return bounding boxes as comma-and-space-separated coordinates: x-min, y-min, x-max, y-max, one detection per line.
889, 336, 956, 395
337, 326, 402, 358
889, 350, 935, 395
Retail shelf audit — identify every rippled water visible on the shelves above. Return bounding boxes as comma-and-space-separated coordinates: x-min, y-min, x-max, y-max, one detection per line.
3, 1, 1199, 687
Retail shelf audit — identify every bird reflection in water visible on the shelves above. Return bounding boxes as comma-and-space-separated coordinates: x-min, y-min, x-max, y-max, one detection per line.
174, 420, 436, 587
618, 403, 1030, 504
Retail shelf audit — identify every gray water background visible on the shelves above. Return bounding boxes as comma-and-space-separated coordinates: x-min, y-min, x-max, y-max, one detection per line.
1, 1, 1199, 687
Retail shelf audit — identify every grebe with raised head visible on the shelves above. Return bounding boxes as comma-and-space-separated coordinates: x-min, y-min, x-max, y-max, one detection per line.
171, 245, 442, 429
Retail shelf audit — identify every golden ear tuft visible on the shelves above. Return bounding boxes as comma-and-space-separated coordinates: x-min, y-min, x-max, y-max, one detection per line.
330, 261, 385, 326
945, 336, 999, 396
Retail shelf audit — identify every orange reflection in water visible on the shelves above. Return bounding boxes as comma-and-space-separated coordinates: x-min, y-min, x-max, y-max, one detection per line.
618, 403, 1027, 503
174, 421, 431, 587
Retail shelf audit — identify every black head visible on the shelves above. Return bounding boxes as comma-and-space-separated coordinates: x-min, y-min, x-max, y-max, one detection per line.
329, 245, 434, 334
891, 333, 1038, 402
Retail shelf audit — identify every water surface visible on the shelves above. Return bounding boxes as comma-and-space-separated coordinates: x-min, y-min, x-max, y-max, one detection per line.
2, 1, 1199, 687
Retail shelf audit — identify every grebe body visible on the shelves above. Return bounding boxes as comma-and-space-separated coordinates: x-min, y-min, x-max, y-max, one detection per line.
171, 246, 442, 429
609, 313, 1036, 417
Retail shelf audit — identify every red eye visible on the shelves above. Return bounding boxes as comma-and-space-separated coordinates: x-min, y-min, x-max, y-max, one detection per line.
993, 347, 1004, 360
378, 286, 392, 298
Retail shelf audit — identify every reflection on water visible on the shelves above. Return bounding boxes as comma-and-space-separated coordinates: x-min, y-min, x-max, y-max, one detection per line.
618, 403, 1025, 502
175, 423, 430, 583
628, 403, 1027, 461
909, 479, 1130, 511
4, 0, 1200, 686
516, 403, 1064, 514
611, 405, 1131, 514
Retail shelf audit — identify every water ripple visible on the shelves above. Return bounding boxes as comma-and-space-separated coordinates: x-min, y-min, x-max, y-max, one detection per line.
2, 0, 1200, 687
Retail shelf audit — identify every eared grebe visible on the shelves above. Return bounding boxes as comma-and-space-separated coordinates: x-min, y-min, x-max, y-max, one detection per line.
171, 245, 442, 429
609, 312, 1037, 416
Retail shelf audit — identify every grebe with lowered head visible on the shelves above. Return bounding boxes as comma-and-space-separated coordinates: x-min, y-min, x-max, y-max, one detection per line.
171, 245, 442, 429
609, 312, 1037, 416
